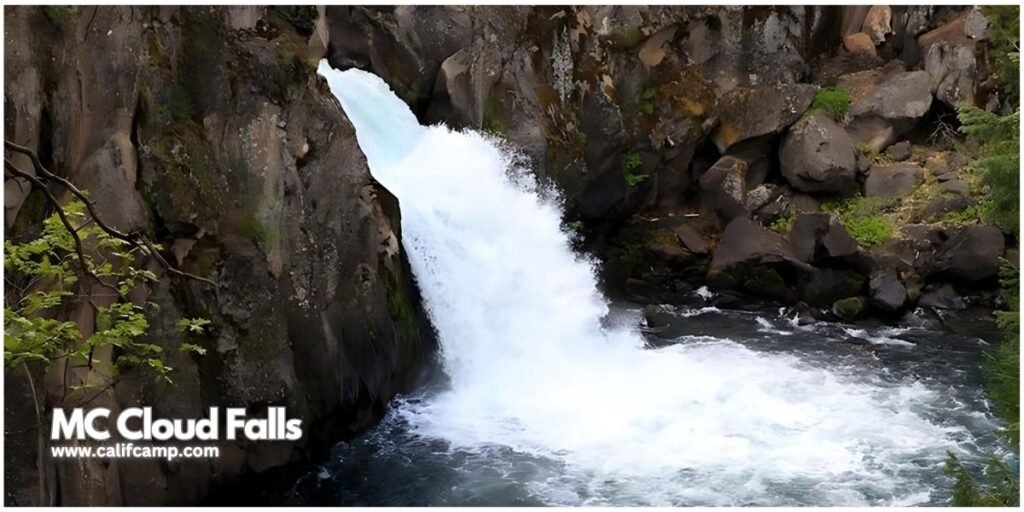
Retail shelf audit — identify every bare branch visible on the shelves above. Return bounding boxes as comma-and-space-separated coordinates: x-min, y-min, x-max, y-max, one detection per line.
4, 140, 218, 287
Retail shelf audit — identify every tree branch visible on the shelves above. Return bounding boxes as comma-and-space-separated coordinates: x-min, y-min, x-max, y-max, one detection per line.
4, 141, 218, 287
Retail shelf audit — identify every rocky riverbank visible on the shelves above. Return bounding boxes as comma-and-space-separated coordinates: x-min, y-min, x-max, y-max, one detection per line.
325, 5, 1017, 322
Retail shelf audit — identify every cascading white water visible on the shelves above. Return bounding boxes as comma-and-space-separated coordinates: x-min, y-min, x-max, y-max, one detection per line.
317, 62, 983, 506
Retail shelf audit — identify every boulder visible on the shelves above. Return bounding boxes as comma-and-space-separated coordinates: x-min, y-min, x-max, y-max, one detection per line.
939, 179, 970, 196
863, 163, 924, 199
798, 268, 866, 307
844, 32, 877, 56
862, 5, 892, 44
699, 156, 749, 224
790, 213, 859, 263
918, 8, 987, 108
745, 184, 782, 213
919, 283, 967, 310
884, 141, 912, 161
779, 113, 859, 194
725, 136, 774, 189
712, 84, 817, 152
838, 63, 933, 145
920, 194, 974, 221
674, 224, 709, 255
929, 225, 1005, 282
869, 269, 909, 312
708, 217, 811, 303
832, 296, 867, 320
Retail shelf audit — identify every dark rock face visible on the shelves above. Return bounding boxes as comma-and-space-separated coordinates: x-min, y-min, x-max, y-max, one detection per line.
919, 283, 967, 309
929, 225, 1006, 283
863, 163, 924, 199
5, 6, 435, 506
789, 213, 859, 263
838, 63, 933, 147
711, 84, 817, 153
869, 270, 909, 312
698, 156, 748, 224
798, 268, 866, 307
918, 7, 987, 108
708, 217, 810, 303
779, 113, 858, 194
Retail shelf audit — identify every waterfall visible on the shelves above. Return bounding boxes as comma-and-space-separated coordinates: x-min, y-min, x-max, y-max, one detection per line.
316, 61, 977, 506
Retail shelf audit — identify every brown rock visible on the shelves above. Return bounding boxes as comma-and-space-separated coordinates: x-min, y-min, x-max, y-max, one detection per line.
844, 32, 877, 56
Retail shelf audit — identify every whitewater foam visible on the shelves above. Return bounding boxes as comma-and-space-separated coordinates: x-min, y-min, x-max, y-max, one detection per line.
318, 61, 983, 505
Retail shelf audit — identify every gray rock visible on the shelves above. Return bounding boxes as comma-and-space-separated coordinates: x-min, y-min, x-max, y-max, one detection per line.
863, 163, 924, 199
869, 270, 908, 312
699, 156, 749, 224
884, 141, 912, 161
712, 84, 817, 152
930, 225, 1006, 282
674, 224, 709, 255
799, 268, 866, 307
790, 213, 860, 262
919, 283, 967, 310
780, 113, 859, 194
839, 63, 933, 144
708, 217, 812, 303
939, 179, 970, 196
745, 184, 781, 213
919, 11, 982, 108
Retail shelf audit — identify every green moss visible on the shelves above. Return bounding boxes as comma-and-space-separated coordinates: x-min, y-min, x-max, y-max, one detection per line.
43, 6, 77, 31
823, 196, 894, 246
271, 6, 319, 34
623, 152, 648, 187
379, 260, 419, 360
169, 85, 196, 122
639, 88, 656, 116
770, 216, 793, 235
609, 26, 645, 48
482, 91, 505, 136
145, 122, 219, 220
810, 87, 852, 121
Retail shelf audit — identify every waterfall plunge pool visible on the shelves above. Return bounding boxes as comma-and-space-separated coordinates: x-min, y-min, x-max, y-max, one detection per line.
268, 62, 1018, 507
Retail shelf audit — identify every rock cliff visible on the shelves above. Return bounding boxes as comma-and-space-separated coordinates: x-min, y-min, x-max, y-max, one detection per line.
4, 6, 435, 506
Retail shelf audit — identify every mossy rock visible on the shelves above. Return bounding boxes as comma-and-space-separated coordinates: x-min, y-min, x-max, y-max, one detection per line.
832, 296, 866, 320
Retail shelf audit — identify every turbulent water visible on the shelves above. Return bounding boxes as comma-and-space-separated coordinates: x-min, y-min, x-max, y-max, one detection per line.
309, 61, 1014, 506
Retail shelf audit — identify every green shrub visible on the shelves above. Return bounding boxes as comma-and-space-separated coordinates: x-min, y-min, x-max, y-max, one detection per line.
823, 196, 894, 246
810, 87, 852, 121
984, 6, 1020, 103
770, 216, 792, 234
623, 152, 648, 187
639, 88, 656, 116
4, 200, 207, 382
959, 106, 1019, 236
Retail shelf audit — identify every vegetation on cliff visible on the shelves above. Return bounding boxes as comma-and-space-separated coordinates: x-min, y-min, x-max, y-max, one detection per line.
945, 6, 1019, 506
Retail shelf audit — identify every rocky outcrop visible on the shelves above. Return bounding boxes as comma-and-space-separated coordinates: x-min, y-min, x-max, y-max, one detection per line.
918, 7, 988, 108
838, 63, 933, 150
711, 84, 817, 153
4, 6, 435, 506
708, 217, 811, 303
780, 113, 858, 194
789, 213, 859, 263
869, 269, 909, 312
698, 156, 748, 224
929, 225, 1006, 283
